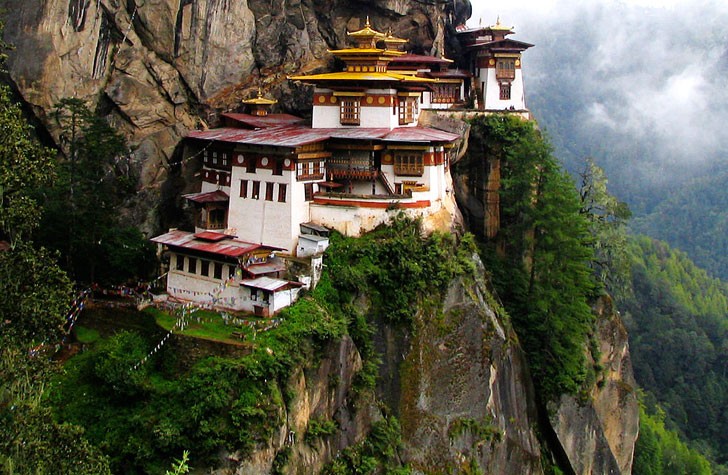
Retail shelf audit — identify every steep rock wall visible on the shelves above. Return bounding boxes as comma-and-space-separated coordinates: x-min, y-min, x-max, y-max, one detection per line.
393, 259, 544, 474
549, 297, 639, 475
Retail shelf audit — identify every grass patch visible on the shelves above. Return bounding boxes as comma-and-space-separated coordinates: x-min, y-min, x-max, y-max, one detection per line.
74, 325, 100, 344
145, 307, 259, 343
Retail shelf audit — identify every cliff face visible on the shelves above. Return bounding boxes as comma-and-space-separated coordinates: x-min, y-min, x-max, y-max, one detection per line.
549, 297, 639, 475
394, 260, 544, 474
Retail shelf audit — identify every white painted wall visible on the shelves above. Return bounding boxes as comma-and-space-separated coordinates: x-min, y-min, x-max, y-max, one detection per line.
227, 164, 304, 252
480, 68, 527, 110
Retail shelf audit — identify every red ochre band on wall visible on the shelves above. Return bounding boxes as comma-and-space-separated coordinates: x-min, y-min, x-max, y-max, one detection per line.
312, 197, 431, 208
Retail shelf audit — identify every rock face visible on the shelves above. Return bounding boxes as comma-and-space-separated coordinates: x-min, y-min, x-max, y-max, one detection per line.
219, 336, 375, 475
394, 259, 544, 474
0, 0, 449, 232
549, 297, 639, 475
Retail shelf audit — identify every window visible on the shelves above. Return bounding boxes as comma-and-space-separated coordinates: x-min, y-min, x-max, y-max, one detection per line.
246, 157, 256, 173
393, 153, 424, 176
277, 183, 287, 202
340, 97, 360, 125
265, 182, 274, 201
240, 179, 248, 198
398, 97, 417, 125
175, 254, 184, 271
304, 183, 314, 201
201, 260, 209, 277
499, 83, 511, 100
297, 161, 324, 180
252, 180, 260, 199
250, 288, 258, 301
496, 59, 516, 80
273, 160, 283, 176
188, 257, 197, 274
213, 262, 223, 280
433, 84, 459, 104
209, 208, 226, 229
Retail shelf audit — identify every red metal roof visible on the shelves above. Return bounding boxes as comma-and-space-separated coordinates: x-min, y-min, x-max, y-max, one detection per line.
193, 231, 231, 241
427, 70, 471, 79
389, 53, 453, 65
188, 124, 460, 147
221, 113, 304, 129
151, 229, 262, 258
382, 127, 461, 143
183, 190, 229, 203
188, 126, 330, 148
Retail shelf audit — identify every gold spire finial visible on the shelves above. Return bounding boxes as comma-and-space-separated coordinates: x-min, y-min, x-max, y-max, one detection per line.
496, 15, 501, 26
257, 87, 263, 98
365, 16, 370, 28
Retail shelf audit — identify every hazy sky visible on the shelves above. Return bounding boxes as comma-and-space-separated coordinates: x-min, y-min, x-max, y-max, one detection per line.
468, 0, 728, 196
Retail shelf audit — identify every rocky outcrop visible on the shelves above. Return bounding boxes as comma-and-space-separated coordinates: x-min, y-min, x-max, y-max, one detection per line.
390, 258, 544, 474
220, 336, 376, 474
549, 297, 639, 475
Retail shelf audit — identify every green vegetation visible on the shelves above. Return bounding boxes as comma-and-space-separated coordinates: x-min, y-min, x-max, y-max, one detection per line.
447, 417, 502, 445
632, 170, 728, 281
465, 114, 597, 402
305, 417, 338, 443
45, 217, 475, 473
321, 417, 409, 475
633, 401, 712, 475
33, 97, 155, 284
0, 21, 111, 472
617, 236, 728, 472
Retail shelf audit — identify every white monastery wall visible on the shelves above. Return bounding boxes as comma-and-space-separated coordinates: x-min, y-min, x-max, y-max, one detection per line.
480, 68, 526, 110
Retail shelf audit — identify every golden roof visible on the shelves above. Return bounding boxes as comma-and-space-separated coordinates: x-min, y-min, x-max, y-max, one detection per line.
347, 16, 387, 39
242, 89, 277, 105
384, 27, 408, 45
489, 16, 514, 31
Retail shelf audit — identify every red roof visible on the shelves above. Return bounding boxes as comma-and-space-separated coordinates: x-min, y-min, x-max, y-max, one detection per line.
151, 229, 262, 258
382, 127, 461, 143
427, 70, 471, 79
193, 231, 230, 241
188, 124, 460, 148
389, 54, 453, 65
221, 113, 304, 129
183, 190, 229, 203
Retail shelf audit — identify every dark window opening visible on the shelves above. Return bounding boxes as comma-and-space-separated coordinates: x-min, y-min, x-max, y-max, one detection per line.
201, 260, 209, 277
277, 183, 287, 202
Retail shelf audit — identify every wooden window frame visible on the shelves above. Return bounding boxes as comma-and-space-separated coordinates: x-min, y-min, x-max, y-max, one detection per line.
340, 97, 360, 125
398, 97, 417, 125
277, 183, 287, 203
240, 179, 248, 198
200, 260, 209, 277
265, 182, 274, 201
393, 152, 424, 176
499, 83, 511, 100
252, 180, 260, 199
